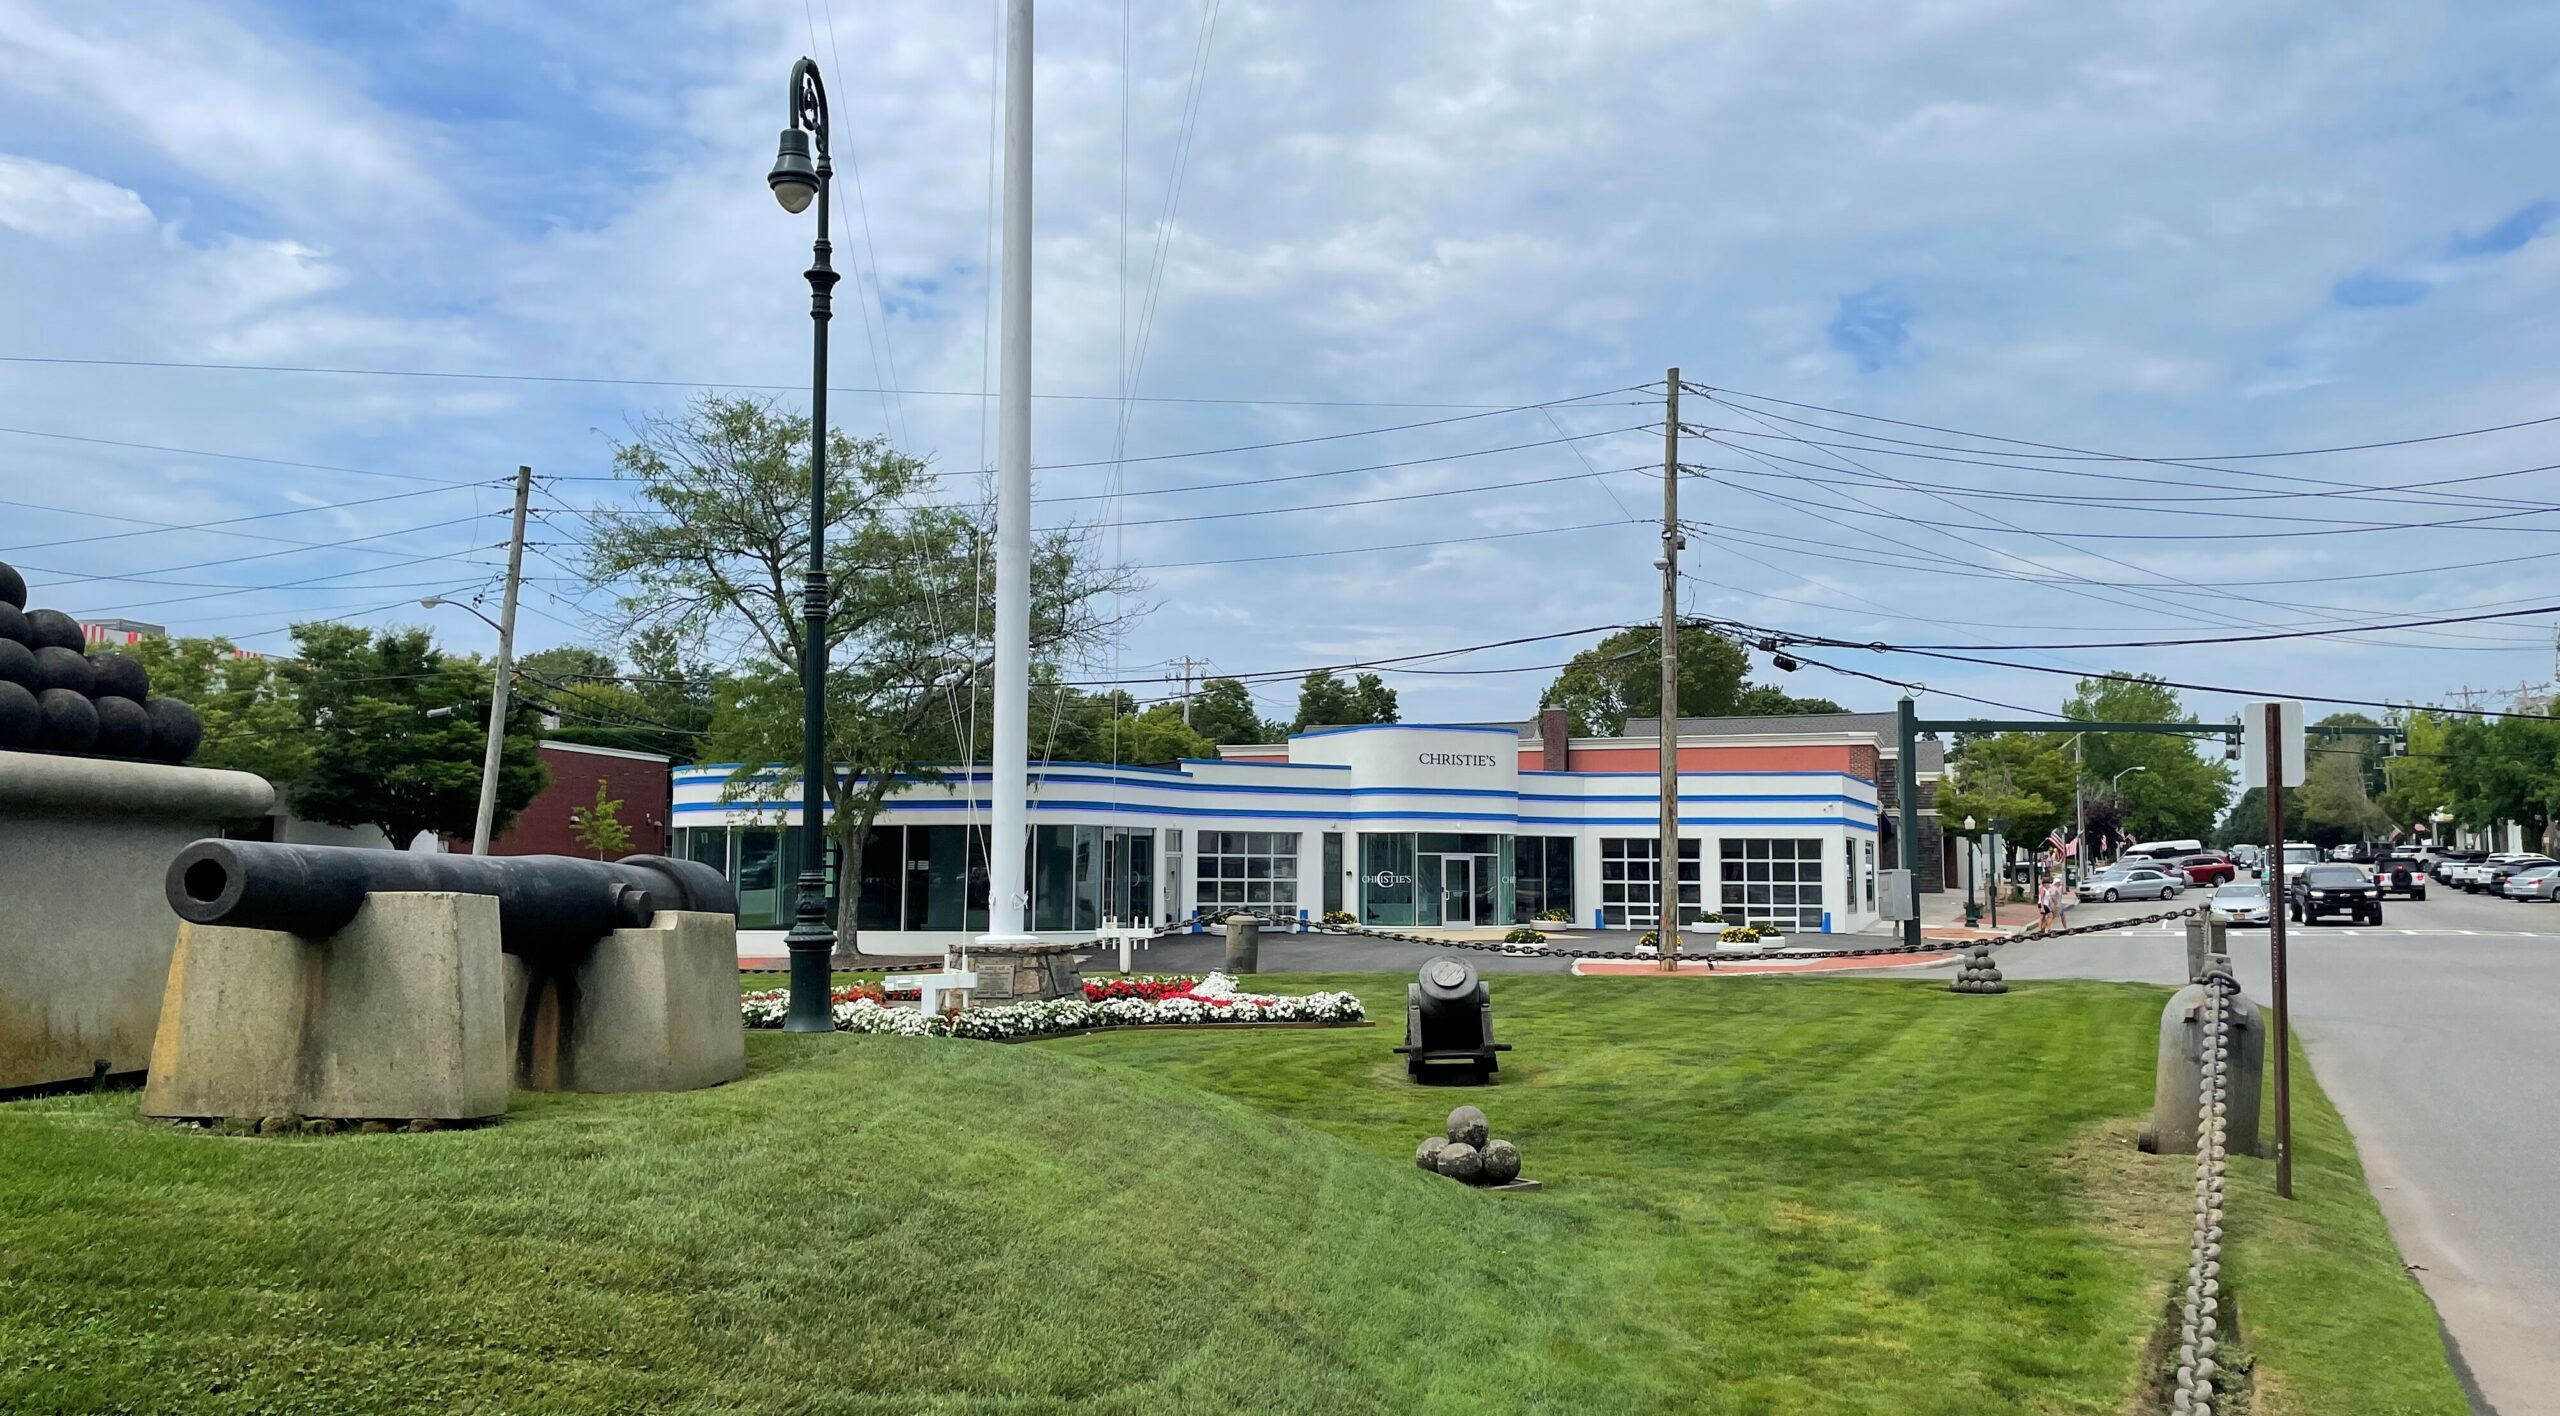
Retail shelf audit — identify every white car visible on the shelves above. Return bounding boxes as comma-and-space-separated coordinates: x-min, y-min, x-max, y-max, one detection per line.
2210, 882, 2273, 927
2503, 866, 2560, 902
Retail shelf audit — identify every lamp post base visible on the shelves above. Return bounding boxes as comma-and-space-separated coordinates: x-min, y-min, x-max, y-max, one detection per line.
781, 875, 837, 1033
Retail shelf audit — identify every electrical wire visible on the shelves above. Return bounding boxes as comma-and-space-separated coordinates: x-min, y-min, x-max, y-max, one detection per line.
16, 512, 502, 589
1040, 464, 1649, 531
1141, 517, 1639, 569
0, 480, 497, 555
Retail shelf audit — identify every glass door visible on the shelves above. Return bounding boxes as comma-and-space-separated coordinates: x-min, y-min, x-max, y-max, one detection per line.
1442, 857, 1475, 926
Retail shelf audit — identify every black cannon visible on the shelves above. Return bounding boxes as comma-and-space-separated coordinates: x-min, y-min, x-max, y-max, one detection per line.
164, 839, 735, 964
1394, 957, 1511, 1084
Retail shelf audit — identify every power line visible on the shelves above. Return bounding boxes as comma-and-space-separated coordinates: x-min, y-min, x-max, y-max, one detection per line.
1142, 517, 1638, 569
0, 481, 496, 556
1037, 464, 1648, 531
17, 512, 502, 589
1750, 602, 2560, 654
0, 352, 1552, 410
0, 423, 487, 486
1692, 381, 2560, 465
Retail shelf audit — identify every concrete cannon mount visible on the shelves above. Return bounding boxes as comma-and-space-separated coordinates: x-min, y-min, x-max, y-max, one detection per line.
0, 753, 273, 1093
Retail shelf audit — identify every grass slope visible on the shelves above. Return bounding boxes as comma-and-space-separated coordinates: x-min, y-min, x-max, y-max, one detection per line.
0, 975, 2463, 1414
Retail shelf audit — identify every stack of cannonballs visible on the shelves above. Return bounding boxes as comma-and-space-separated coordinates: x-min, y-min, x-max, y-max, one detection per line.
1949, 944, 2009, 995
0, 559, 204, 762
1413, 1104, 1524, 1187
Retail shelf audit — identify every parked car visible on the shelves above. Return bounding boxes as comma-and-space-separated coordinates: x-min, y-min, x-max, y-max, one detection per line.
2256, 843, 2321, 878
2078, 864, 2184, 903
2171, 852, 2237, 886
2228, 844, 2263, 870
2289, 864, 2382, 925
2374, 853, 2427, 901
2502, 866, 2560, 902
2210, 881, 2273, 927
2479, 856, 2557, 894
2458, 853, 2547, 892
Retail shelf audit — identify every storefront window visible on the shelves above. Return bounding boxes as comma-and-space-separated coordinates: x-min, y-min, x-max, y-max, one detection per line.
1195, 831, 1300, 918
855, 825, 902, 932
905, 825, 997, 933
1321, 833, 1344, 916
1599, 836, 1701, 927
1359, 833, 1416, 926
736, 827, 782, 928
1106, 828, 1154, 924
1721, 837, 1827, 930
679, 825, 728, 877
1512, 836, 1575, 921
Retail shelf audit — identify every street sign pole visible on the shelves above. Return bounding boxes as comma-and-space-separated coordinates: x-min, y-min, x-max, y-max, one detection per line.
2264, 700, 2294, 1199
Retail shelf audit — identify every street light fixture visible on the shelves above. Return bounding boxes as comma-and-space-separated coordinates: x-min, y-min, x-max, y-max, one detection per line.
1962, 814, 1980, 927
419, 595, 514, 856
770, 56, 840, 1033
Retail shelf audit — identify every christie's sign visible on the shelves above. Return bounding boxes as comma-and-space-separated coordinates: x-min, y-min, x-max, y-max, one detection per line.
1416, 751, 1499, 768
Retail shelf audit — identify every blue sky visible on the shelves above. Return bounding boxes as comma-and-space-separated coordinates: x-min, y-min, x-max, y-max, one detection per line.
4, 0, 2560, 737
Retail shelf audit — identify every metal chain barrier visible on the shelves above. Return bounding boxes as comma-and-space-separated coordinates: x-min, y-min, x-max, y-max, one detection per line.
1143, 903, 2206, 966
2173, 970, 2239, 1414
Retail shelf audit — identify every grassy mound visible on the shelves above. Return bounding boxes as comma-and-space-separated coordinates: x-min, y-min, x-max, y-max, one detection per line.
0, 974, 2465, 1414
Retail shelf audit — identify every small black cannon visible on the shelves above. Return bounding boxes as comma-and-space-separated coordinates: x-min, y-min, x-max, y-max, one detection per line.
164, 840, 734, 964
1394, 957, 1510, 1084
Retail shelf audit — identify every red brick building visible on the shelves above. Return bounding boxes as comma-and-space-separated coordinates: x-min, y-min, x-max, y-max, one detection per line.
484, 741, 672, 859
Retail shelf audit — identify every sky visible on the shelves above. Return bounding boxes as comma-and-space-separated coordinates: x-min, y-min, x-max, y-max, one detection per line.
4, 0, 2560, 741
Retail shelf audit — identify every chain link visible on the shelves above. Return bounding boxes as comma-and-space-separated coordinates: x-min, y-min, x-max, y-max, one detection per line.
2173, 970, 2239, 1414
1145, 903, 2206, 966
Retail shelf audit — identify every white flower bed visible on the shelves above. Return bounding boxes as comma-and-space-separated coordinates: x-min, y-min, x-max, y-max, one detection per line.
742, 971, 1366, 1040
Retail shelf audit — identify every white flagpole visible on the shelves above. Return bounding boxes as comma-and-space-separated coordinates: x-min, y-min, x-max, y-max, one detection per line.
983, 0, 1037, 947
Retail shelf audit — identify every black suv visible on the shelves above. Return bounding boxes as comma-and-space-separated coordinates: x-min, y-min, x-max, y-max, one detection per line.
2289, 864, 2382, 925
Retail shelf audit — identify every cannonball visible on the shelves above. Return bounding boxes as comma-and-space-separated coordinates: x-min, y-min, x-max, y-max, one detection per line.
91, 695, 150, 756
1480, 1138, 1522, 1185
0, 638, 32, 690
23, 608, 82, 653
31, 646, 94, 697
0, 559, 22, 610
1434, 1141, 1484, 1183
89, 651, 149, 702
145, 696, 203, 762
1446, 1104, 1489, 1148
0, 680, 36, 747
0, 602, 26, 646
1416, 1136, 1449, 1171
35, 688, 97, 751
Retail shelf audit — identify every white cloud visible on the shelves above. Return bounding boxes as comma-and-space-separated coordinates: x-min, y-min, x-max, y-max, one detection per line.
0, 153, 150, 239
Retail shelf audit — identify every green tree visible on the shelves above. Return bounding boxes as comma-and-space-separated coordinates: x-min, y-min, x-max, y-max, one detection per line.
1289, 669, 1397, 733
2375, 712, 2452, 837
1732, 684, 1847, 716
568, 777, 633, 859
1942, 731, 2076, 873
582, 395, 1135, 953
2295, 713, 2390, 847
1184, 676, 1272, 746
2065, 674, 2232, 841
284, 623, 549, 847
2440, 713, 2560, 844
121, 635, 307, 786
517, 629, 718, 764
1539, 625, 1747, 736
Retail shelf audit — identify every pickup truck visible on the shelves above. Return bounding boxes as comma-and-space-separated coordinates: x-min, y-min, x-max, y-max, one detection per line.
2289, 864, 2383, 925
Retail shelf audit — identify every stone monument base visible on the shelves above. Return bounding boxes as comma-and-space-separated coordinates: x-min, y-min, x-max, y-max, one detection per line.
507, 910, 746, 1093
142, 892, 510, 1123
965, 942, 1087, 1004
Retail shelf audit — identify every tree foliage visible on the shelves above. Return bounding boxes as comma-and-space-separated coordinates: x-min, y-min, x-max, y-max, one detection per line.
2064, 674, 2231, 842
1537, 625, 1836, 736
516, 628, 717, 763
1290, 669, 1397, 733
284, 623, 549, 846
1183, 675, 1277, 746
569, 778, 634, 859
122, 635, 307, 785
582, 395, 1137, 948
1940, 731, 2075, 869
2439, 713, 2560, 842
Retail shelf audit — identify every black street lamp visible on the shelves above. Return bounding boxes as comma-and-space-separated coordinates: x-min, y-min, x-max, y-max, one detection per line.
1961, 814, 1981, 928
770, 57, 839, 1032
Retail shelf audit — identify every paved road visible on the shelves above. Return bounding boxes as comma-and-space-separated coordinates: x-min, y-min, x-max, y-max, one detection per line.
1972, 885, 2560, 1416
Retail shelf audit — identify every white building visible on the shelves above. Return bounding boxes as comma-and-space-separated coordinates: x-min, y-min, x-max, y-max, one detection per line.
673, 720, 1885, 949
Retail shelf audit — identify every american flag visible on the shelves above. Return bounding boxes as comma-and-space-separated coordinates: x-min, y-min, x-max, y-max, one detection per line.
2047, 827, 2077, 858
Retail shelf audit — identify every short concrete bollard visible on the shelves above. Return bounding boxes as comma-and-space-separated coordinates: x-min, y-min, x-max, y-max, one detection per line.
1224, 913, 1262, 974
2137, 963, 2266, 1157
2183, 916, 2229, 983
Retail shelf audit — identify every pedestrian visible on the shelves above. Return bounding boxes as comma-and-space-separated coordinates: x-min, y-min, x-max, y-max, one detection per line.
2050, 873, 2072, 930
2035, 873, 2057, 931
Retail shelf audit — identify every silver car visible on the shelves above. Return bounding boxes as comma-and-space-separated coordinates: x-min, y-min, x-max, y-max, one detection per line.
2078, 865, 2183, 903
2211, 882, 2273, 927
2503, 866, 2560, 902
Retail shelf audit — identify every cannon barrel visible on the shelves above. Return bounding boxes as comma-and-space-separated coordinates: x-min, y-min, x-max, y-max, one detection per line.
165, 840, 736, 961
1413, 957, 1485, 1035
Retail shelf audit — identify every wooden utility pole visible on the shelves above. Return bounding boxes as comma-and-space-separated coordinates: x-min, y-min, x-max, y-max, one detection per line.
2264, 701, 2293, 1199
1166, 655, 1210, 725
1658, 368, 1684, 970
471, 464, 532, 856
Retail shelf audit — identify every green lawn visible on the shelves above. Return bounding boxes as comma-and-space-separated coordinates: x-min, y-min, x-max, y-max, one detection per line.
0, 974, 2463, 1414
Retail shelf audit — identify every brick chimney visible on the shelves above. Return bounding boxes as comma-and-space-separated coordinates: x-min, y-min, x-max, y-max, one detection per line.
1540, 706, 1571, 771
